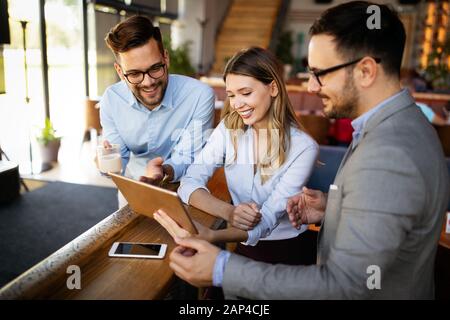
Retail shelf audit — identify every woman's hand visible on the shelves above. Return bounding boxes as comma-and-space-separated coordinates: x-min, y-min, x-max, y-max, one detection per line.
153, 209, 214, 243
229, 203, 261, 231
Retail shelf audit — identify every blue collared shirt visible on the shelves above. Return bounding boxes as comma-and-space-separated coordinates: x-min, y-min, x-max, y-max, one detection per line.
416, 102, 435, 123
99, 74, 215, 181
351, 89, 406, 149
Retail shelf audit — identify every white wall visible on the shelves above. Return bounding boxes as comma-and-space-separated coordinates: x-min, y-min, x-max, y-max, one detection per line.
171, 0, 230, 73
286, 0, 419, 70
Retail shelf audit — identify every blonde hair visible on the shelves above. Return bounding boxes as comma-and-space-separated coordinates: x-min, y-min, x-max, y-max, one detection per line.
221, 47, 303, 183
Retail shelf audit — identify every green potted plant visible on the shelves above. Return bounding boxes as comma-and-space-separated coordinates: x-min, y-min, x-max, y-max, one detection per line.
275, 30, 294, 80
36, 117, 61, 164
163, 36, 196, 76
423, 39, 450, 93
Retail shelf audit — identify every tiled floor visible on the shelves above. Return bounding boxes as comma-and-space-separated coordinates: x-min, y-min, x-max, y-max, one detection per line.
22, 138, 115, 188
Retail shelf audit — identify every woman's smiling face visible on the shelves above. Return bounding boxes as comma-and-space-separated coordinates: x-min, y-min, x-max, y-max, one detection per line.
225, 74, 278, 128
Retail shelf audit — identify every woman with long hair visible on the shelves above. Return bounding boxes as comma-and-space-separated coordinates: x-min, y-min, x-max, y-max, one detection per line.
155, 47, 318, 267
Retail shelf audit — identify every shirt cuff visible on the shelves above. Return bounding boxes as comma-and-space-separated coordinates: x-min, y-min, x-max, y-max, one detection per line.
178, 181, 210, 204
163, 158, 185, 182
212, 250, 231, 287
242, 219, 270, 246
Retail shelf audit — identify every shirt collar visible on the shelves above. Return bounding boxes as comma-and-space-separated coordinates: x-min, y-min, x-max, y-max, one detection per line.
158, 75, 174, 110
124, 75, 174, 112
351, 88, 406, 148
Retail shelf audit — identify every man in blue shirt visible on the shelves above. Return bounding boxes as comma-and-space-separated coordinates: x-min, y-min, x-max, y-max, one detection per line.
100, 15, 214, 186
416, 102, 449, 126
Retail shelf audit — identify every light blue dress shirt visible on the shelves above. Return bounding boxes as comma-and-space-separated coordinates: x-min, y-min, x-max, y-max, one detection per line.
416, 102, 435, 123
178, 121, 318, 246
199, 122, 318, 286
99, 74, 215, 181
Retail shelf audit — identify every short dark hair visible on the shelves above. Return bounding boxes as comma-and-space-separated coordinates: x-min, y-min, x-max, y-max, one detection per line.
105, 15, 164, 59
309, 1, 405, 77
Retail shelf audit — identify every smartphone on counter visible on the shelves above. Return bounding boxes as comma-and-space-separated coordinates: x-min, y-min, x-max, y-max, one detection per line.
108, 242, 167, 259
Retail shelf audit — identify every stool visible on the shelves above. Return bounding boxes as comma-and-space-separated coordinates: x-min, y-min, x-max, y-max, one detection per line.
83, 99, 102, 142
0, 160, 20, 203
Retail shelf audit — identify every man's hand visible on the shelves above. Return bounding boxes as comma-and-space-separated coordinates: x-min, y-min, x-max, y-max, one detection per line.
169, 237, 220, 288
94, 140, 113, 169
286, 186, 327, 229
229, 203, 261, 231
145, 157, 164, 180
139, 157, 173, 186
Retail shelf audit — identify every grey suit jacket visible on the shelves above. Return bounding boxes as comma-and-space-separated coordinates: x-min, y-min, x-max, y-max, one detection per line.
222, 91, 449, 299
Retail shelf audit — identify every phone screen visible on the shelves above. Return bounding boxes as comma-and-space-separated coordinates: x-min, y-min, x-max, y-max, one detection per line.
114, 243, 162, 256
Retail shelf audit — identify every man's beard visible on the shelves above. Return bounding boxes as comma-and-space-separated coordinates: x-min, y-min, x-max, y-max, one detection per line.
132, 78, 168, 110
322, 75, 359, 119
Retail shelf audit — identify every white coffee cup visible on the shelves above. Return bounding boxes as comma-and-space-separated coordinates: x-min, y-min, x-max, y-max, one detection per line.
97, 144, 122, 175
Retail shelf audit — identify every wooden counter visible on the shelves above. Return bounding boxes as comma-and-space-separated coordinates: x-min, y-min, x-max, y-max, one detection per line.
0, 205, 221, 300
0, 170, 230, 300
52, 206, 220, 300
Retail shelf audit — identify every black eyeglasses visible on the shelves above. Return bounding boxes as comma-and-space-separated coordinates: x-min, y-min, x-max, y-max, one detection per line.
122, 63, 166, 84
308, 57, 381, 86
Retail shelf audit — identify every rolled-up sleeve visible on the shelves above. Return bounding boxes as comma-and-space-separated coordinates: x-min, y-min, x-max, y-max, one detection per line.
244, 143, 319, 246
178, 122, 227, 204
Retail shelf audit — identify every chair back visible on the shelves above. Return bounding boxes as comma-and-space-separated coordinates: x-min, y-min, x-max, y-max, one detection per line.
436, 125, 450, 157
85, 99, 101, 133
297, 114, 330, 145
446, 158, 450, 211
306, 145, 347, 193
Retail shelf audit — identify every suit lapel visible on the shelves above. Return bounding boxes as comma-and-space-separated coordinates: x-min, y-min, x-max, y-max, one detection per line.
336, 140, 354, 175
316, 90, 416, 264
335, 91, 415, 179
362, 91, 416, 139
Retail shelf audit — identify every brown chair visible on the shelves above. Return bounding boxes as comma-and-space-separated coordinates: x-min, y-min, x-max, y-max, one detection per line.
302, 92, 325, 112
212, 86, 227, 102
296, 113, 330, 145
84, 99, 102, 142
287, 90, 304, 113
207, 167, 231, 203
213, 108, 222, 127
435, 125, 450, 157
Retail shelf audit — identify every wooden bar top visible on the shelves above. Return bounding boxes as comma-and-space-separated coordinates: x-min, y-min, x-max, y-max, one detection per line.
0, 204, 220, 300
0, 169, 230, 300
49, 206, 220, 300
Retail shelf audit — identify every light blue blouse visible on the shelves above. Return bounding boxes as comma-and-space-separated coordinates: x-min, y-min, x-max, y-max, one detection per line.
178, 121, 319, 246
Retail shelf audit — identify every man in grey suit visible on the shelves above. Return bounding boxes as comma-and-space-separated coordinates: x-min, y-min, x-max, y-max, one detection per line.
164, 1, 449, 299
